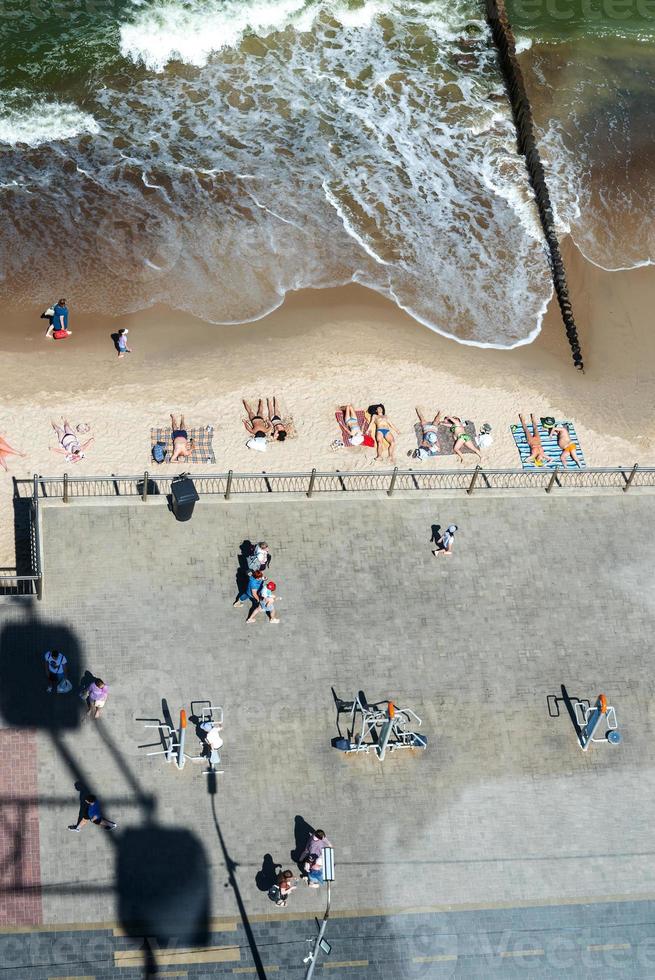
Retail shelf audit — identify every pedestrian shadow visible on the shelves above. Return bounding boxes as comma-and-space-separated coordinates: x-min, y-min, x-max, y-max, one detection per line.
430, 524, 441, 547
291, 815, 315, 863
255, 853, 278, 892
235, 539, 254, 602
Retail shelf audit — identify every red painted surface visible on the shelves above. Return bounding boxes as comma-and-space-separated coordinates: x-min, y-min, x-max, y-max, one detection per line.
0, 730, 42, 925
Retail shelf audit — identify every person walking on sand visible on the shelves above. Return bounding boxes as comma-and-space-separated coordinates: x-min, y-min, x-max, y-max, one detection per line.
550, 422, 582, 468
68, 793, 117, 832
169, 414, 196, 462
85, 677, 109, 720
0, 435, 26, 472
45, 299, 70, 339
246, 580, 280, 624
444, 416, 481, 463
432, 524, 458, 558
44, 649, 69, 693
518, 414, 552, 467
116, 329, 131, 358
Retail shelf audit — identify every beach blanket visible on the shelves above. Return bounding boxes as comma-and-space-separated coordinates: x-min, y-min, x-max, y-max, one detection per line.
413, 420, 477, 457
335, 409, 368, 447
511, 419, 585, 470
150, 426, 215, 464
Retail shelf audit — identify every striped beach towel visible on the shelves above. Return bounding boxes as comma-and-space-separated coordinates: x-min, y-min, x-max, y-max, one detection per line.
413, 420, 477, 456
150, 426, 215, 464
511, 419, 585, 470
335, 409, 368, 447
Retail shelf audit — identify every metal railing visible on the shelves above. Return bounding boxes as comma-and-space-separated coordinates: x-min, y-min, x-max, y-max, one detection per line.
0, 475, 42, 600
12, 463, 654, 502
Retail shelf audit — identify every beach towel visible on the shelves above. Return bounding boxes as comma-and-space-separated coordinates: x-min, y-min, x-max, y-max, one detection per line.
511, 419, 585, 470
150, 426, 215, 464
335, 409, 368, 447
413, 420, 478, 457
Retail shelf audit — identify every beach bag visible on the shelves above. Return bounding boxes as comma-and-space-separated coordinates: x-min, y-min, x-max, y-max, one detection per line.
152, 442, 166, 464
43, 307, 55, 318
53, 329, 69, 340
57, 678, 72, 694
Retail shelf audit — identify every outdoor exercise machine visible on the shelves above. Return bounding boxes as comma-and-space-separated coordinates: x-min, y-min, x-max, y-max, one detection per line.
334, 690, 427, 761
142, 701, 225, 772
575, 693, 621, 751
548, 688, 621, 751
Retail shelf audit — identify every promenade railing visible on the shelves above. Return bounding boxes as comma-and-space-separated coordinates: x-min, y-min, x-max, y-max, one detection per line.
12, 463, 653, 502
0, 475, 42, 599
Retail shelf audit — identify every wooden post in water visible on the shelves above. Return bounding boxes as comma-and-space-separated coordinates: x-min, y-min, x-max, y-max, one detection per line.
485, 0, 584, 370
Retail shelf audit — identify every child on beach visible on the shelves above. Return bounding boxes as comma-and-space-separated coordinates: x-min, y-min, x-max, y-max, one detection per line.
117, 329, 131, 358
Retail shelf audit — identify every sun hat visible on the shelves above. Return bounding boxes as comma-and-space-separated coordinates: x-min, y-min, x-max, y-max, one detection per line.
350, 433, 364, 446
363, 434, 375, 447
267, 581, 276, 591
447, 524, 458, 533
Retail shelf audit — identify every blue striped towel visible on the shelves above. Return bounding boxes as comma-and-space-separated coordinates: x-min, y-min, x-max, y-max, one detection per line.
511, 419, 585, 470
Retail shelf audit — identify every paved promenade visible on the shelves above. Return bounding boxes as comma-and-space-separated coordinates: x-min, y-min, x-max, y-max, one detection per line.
0, 492, 654, 977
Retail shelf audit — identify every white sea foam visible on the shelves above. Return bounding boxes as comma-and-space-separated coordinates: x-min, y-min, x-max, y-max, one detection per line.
0, 90, 100, 146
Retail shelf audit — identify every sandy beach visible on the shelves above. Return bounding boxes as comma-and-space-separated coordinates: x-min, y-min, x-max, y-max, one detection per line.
0, 238, 653, 569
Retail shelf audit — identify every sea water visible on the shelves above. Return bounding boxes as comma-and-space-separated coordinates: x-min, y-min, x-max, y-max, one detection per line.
0, 0, 652, 345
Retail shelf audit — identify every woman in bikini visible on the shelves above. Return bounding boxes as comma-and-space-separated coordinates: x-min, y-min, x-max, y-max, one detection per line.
0, 435, 26, 472
444, 416, 481, 464
169, 414, 196, 462
51, 420, 94, 463
341, 404, 365, 446
243, 399, 270, 446
415, 408, 442, 456
367, 405, 400, 462
267, 397, 287, 442
550, 423, 581, 467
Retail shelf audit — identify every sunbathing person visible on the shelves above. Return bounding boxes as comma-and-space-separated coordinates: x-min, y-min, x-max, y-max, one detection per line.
341, 404, 365, 446
367, 406, 399, 462
169, 414, 196, 462
267, 397, 287, 442
0, 435, 26, 472
51, 420, 94, 463
243, 399, 270, 447
518, 414, 551, 467
415, 408, 442, 455
444, 416, 481, 464
550, 423, 581, 468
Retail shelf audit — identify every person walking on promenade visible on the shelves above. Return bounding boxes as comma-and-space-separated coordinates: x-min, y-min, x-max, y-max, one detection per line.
272, 869, 297, 907
45, 298, 71, 339
233, 568, 264, 607
432, 525, 458, 558
247, 542, 271, 572
299, 828, 331, 864
247, 580, 280, 624
44, 649, 69, 693
68, 793, 117, 832
85, 677, 109, 719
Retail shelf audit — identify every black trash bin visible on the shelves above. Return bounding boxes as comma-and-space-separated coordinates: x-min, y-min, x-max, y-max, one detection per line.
171, 476, 199, 522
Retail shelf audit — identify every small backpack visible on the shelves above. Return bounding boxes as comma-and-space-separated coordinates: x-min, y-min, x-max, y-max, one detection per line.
152, 442, 166, 464
268, 883, 282, 903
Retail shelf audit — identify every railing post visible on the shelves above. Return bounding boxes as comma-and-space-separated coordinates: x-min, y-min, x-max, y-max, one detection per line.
63, 472, 69, 503
387, 466, 398, 497
545, 469, 559, 494
224, 469, 233, 500
622, 463, 638, 492
307, 468, 317, 498
466, 465, 481, 495
142, 471, 149, 502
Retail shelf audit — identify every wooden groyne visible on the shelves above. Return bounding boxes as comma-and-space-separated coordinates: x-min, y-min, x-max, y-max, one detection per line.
485, 0, 584, 370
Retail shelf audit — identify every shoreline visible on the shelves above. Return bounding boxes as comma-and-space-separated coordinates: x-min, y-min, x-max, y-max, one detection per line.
0, 237, 653, 567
